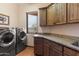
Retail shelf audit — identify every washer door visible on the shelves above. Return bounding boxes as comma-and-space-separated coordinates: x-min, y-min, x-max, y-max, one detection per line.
19, 31, 26, 41
0, 31, 15, 47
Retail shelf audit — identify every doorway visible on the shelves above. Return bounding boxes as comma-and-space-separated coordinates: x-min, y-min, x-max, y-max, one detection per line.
26, 11, 38, 47
26, 11, 38, 34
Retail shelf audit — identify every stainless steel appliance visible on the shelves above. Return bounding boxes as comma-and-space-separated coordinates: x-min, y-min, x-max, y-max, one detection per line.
0, 27, 16, 56
15, 28, 26, 54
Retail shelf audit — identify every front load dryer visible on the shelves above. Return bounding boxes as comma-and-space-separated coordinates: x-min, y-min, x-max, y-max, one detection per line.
0, 27, 16, 56
16, 28, 27, 54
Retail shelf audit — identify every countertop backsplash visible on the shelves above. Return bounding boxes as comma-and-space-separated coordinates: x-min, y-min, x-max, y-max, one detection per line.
38, 23, 79, 41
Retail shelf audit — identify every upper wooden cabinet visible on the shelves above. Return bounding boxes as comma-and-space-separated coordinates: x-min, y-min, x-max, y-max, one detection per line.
39, 8, 47, 26
67, 3, 79, 23
39, 3, 79, 26
47, 4, 56, 25
47, 3, 66, 25
55, 3, 67, 24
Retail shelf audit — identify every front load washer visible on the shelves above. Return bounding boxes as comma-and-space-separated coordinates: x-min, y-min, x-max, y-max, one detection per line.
16, 28, 27, 54
0, 27, 16, 56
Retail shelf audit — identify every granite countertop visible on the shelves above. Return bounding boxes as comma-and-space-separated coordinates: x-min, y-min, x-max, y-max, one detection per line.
34, 33, 79, 51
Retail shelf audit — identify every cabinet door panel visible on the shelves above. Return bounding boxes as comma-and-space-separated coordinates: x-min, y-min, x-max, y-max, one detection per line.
64, 47, 77, 56
53, 48, 62, 56
76, 53, 79, 56
34, 37, 44, 56
34, 45, 43, 55
68, 3, 79, 23
49, 41, 63, 56
53, 51, 62, 56
55, 3, 66, 24
47, 3, 66, 25
39, 8, 47, 26
47, 4, 56, 25
44, 45, 49, 56
49, 48, 62, 56
49, 48, 53, 56
50, 41, 62, 51
43, 39, 50, 56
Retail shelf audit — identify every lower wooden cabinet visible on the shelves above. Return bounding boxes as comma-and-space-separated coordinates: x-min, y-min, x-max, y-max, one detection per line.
50, 48, 62, 56
49, 41, 63, 56
34, 37, 44, 56
34, 37, 79, 56
43, 39, 50, 56
44, 45, 50, 56
64, 47, 79, 56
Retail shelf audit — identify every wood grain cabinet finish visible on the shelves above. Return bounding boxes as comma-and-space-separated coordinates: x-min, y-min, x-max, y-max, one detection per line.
39, 3, 79, 26
47, 4, 56, 25
34, 37, 44, 56
64, 47, 79, 56
55, 3, 67, 24
34, 37, 79, 56
50, 48, 62, 56
47, 3, 67, 25
43, 39, 63, 56
67, 3, 79, 23
39, 8, 47, 26
43, 39, 50, 56
49, 41, 63, 56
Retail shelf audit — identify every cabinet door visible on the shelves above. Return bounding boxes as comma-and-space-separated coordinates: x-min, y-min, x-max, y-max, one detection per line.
34, 37, 44, 56
64, 47, 77, 56
39, 8, 47, 26
68, 3, 79, 23
47, 4, 56, 25
49, 41, 63, 56
55, 3, 66, 24
76, 53, 79, 56
49, 47, 62, 56
43, 39, 50, 56
49, 47, 54, 56
53, 49, 62, 56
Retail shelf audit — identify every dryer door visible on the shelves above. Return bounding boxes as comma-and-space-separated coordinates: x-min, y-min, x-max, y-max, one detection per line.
19, 31, 26, 41
0, 30, 15, 47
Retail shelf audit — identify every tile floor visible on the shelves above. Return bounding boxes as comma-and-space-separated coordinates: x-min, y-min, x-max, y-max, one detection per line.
17, 47, 34, 56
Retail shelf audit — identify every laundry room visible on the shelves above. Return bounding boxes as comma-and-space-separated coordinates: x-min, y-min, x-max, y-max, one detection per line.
0, 2, 79, 57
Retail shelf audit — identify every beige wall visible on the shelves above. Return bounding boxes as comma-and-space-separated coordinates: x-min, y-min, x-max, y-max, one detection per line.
0, 3, 19, 28
39, 23, 79, 37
